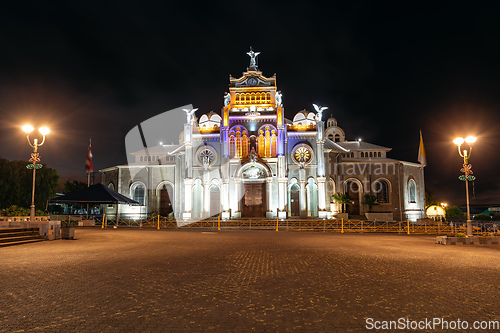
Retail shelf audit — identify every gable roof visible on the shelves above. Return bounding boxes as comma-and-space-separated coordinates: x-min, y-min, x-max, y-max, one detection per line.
49, 184, 139, 204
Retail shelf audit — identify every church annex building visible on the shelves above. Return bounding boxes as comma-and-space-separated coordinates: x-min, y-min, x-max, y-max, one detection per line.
101, 50, 425, 222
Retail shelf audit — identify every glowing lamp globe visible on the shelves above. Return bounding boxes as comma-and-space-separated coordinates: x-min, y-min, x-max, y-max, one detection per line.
465, 136, 476, 144
22, 124, 34, 133
39, 127, 50, 136
453, 137, 464, 146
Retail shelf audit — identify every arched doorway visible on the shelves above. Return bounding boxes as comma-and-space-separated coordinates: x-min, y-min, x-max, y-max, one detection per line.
345, 180, 360, 215
240, 164, 267, 217
306, 178, 318, 217
159, 184, 173, 217
289, 184, 300, 217
209, 185, 220, 217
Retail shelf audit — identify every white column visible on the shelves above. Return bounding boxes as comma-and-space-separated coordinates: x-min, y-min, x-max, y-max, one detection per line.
318, 176, 328, 218
183, 178, 193, 220
278, 178, 287, 219
266, 177, 273, 214
234, 178, 242, 214
222, 180, 230, 219
203, 179, 210, 216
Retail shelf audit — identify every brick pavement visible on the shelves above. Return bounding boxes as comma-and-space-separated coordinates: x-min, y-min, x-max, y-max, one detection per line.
1, 229, 499, 332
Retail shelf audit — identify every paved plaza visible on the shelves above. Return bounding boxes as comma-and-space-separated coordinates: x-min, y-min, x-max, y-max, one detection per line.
1, 229, 499, 332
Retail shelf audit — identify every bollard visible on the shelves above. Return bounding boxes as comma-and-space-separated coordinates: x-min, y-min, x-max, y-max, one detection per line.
407, 219, 410, 235
157, 215, 160, 230
276, 215, 279, 232
218, 215, 220, 231
102, 213, 106, 229
341, 218, 344, 234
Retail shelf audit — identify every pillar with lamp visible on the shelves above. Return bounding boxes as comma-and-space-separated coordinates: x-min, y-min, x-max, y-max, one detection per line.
453, 136, 477, 237
22, 124, 50, 224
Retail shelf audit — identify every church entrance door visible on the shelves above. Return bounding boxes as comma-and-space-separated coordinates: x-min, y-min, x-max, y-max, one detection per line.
242, 183, 266, 217
346, 181, 360, 215
290, 184, 300, 216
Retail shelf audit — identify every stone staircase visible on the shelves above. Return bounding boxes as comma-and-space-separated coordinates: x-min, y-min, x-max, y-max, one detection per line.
0, 228, 45, 247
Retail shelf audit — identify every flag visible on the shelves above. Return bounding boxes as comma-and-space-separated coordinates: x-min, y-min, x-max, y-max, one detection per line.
418, 130, 426, 166
86, 139, 93, 173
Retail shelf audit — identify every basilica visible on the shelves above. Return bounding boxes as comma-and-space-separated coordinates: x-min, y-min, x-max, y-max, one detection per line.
101, 50, 425, 222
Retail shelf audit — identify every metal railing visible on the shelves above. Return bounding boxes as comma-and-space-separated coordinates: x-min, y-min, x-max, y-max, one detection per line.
76, 215, 500, 236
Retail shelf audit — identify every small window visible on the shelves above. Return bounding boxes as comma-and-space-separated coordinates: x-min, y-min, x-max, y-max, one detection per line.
369, 152, 373, 158
361, 152, 364, 158
378, 152, 381, 157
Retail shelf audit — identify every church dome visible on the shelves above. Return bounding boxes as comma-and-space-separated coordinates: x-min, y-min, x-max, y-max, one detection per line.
327, 117, 337, 128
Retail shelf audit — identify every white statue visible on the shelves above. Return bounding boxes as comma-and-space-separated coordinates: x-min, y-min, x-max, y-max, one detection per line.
202, 154, 210, 171
312, 104, 328, 122
275, 91, 283, 107
182, 108, 198, 125
224, 92, 231, 107
247, 47, 260, 70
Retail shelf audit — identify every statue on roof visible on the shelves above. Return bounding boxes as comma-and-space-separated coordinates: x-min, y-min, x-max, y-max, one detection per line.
313, 104, 328, 122
247, 47, 260, 70
275, 91, 283, 107
224, 92, 231, 107
182, 108, 198, 125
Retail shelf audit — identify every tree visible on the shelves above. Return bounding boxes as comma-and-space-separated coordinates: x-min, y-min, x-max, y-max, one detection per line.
446, 206, 465, 219
331, 192, 354, 213
473, 214, 492, 221
0, 156, 59, 211
64, 180, 88, 194
425, 189, 439, 208
362, 194, 379, 212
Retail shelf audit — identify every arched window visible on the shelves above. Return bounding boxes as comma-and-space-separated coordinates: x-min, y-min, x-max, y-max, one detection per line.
369, 152, 373, 158
242, 131, 248, 157
334, 134, 340, 142
108, 182, 115, 191
140, 156, 143, 162
361, 152, 364, 158
375, 180, 390, 203
131, 183, 146, 205
229, 131, 236, 157
408, 179, 416, 203
378, 152, 381, 157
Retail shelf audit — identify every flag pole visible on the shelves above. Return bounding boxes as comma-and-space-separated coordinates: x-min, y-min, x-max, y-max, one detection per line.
418, 130, 426, 219
86, 138, 92, 219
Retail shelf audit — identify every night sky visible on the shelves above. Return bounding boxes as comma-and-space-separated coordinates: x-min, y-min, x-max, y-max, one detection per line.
1, 1, 500, 206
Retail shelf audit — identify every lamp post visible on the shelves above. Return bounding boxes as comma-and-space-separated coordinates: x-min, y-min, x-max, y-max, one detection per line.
22, 125, 50, 224
453, 136, 477, 237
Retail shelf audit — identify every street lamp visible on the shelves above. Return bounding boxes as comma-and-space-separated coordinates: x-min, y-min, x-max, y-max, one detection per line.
22, 125, 50, 224
453, 136, 476, 237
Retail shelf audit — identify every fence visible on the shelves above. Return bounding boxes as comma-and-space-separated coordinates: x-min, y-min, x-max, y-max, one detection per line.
56, 214, 500, 236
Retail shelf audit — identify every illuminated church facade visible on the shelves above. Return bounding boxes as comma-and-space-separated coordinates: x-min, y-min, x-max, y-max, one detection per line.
101, 50, 426, 222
